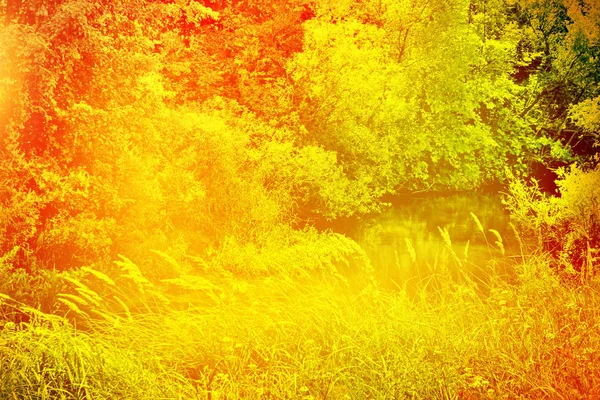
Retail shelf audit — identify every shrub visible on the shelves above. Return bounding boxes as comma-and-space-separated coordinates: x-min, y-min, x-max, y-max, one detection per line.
503, 164, 600, 283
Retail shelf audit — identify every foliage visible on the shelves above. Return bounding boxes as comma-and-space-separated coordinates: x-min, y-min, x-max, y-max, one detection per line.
503, 164, 600, 283
509, 0, 600, 160
289, 0, 518, 192
1, 0, 600, 397
2, 0, 600, 274
208, 225, 372, 280
570, 94, 600, 144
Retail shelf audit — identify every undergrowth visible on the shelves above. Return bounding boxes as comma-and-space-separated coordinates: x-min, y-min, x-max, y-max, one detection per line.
2, 232, 600, 399
502, 165, 600, 285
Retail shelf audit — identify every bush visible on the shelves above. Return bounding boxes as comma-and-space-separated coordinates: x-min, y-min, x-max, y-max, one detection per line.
503, 164, 600, 283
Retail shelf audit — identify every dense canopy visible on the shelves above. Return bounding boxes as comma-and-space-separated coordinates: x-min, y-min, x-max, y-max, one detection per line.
1, 0, 598, 272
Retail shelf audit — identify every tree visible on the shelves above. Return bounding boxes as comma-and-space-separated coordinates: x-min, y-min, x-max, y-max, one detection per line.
510, 0, 600, 163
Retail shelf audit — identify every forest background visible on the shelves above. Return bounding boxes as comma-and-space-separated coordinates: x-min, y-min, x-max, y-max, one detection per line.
1, 0, 600, 398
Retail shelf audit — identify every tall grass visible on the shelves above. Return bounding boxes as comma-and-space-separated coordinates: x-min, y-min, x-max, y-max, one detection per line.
1, 228, 600, 399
